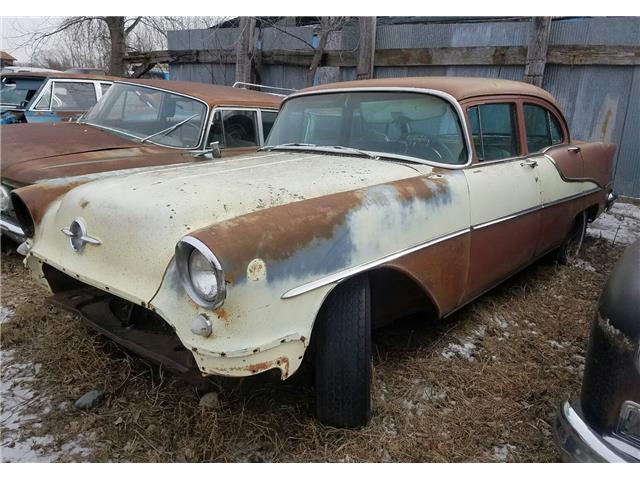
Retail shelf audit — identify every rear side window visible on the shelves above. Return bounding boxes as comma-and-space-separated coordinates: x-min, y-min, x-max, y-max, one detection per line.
100, 83, 111, 96
524, 104, 564, 153
208, 110, 259, 148
468, 103, 519, 161
42, 82, 97, 111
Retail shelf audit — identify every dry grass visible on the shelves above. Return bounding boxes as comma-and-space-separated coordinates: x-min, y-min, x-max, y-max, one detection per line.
0, 237, 624, 462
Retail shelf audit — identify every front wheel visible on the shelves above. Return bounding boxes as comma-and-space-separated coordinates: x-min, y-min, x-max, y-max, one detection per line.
556, 211, 587, 265
313, 275, 372, 428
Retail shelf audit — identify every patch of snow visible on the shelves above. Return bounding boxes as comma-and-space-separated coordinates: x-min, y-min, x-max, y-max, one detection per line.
441, 326, 486, 362
0, 307, 14, 325
547, 340, 572, 349
493, 443, 516, 462
587, 202, 640, 246
571, 258, 596, 272
492, 315, 509, 330
1, 349, 91, 462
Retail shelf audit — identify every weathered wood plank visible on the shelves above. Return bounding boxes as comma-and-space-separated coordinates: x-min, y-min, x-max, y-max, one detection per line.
125, 44, 640, 68
356, 17, 377, 80
523, 17, 552, 87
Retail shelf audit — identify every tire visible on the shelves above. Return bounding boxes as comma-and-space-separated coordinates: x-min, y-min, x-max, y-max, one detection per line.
556, 211, 587, 265
314, 275, 372, 428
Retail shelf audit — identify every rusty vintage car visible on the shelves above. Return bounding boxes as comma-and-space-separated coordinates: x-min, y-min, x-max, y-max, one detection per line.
11, 77, 616, 427
1, 79, 282, 242
0, 71, 117, 125
554, 239, 640, 463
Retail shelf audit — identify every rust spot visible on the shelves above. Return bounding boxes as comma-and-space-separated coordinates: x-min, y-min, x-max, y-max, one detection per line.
13, 180, 89, 224
80, 199, 89, 209
215, 307, 230, 327
193, 189, 365, 282
244, 356, 290, 377
392, 176, 448, 203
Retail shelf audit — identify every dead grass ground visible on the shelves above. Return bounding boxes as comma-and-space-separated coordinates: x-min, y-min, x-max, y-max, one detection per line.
0, 237, 626, 462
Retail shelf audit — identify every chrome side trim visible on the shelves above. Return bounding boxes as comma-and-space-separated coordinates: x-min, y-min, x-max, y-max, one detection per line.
543, 153, 604, 189
473, 187, 601, 231
282, 87, 473, 169
282, 185, 602, 299
0, 218, 25, 236
281, 227, 471, 299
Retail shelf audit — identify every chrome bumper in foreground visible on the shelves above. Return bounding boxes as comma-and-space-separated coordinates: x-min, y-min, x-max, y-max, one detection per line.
0, 217, 25, 243
554, 401, 636, 463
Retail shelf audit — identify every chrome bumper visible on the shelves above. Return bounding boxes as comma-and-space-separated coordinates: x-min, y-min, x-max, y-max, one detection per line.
553, 401, 635, 463
605, 191, 618, 212
0, 217, 25, 243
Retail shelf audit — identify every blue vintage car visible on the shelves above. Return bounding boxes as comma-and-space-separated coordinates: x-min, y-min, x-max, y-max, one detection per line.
1, 71, 115, 125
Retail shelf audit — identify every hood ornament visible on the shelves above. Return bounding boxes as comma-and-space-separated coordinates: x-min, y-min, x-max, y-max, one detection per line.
62, 218, 101, 253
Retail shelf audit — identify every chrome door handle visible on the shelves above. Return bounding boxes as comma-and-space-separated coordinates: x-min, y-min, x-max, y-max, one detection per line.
520, 159, 538, 168
568, 146, 581, 153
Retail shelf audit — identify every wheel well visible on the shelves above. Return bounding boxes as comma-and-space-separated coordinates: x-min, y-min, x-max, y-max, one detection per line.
586, 203, 600, 223
312, 268, 439, 337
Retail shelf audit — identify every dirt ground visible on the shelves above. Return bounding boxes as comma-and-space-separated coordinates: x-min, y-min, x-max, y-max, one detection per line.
0, 207, 636, 462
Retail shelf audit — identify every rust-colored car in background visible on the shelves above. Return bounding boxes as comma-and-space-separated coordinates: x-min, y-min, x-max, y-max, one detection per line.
11, 77, 617, 427
0, 79, 283, 242
0, 71, 117, 125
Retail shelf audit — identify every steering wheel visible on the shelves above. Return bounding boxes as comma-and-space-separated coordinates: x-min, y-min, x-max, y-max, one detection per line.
403, 132, 455, 162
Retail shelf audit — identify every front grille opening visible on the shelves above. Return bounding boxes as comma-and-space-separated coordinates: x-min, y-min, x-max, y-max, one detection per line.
42, 264, 198, 374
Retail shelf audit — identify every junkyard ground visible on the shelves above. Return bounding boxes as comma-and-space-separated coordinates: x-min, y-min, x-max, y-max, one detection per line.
1, 203, 638, 462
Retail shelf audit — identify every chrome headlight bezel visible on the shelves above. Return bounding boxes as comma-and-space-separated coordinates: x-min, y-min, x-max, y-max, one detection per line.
175, 236, 226, 308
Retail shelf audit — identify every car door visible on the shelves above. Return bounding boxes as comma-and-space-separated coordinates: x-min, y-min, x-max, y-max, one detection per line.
463, 100, 542, 299
31, 80, 98, 122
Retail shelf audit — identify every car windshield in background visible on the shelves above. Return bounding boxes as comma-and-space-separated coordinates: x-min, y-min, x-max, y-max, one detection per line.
81, 83, 207, 149
265, 91, 468, 165
0, 76, 45, 107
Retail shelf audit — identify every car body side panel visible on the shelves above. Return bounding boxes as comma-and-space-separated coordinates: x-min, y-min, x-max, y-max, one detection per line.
149, 170, 470, 378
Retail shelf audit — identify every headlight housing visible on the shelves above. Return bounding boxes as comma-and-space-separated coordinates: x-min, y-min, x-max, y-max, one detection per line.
176, 236, 226, 308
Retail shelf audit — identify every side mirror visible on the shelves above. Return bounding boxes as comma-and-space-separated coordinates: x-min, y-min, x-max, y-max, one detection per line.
209, 141, 222, 159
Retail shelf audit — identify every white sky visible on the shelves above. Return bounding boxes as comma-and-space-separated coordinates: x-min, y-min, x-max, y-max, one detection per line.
1, 17, 59, 64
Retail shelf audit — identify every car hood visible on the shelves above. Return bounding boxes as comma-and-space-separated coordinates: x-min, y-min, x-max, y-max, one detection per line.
0, 122, 178, 185
27, 151, 424, 304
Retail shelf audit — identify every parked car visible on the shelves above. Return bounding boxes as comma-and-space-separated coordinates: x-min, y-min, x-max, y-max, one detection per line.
0, 71, 116, 125
11, 77, 616, 427
554, 239, 640, 462
1, 79, 283, 242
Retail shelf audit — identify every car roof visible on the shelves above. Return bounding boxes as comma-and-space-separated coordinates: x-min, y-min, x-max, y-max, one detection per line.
298, 76, 558, 105
115, 79, 284, 109
1, 71, 119, 82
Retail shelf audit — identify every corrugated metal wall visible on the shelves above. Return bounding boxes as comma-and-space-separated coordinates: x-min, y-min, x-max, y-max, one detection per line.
168, 17, 640, 198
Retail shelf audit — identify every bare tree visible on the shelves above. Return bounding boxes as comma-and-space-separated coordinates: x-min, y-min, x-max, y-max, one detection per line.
16, 16, 221, 76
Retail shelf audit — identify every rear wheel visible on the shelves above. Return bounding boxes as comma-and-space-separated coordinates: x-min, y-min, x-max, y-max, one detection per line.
313, 275, 372, 428
556, 211, 587, 265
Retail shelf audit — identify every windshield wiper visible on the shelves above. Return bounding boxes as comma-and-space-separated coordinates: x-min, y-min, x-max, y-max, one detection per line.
140, 114, 199, 144
260, 143, 317, 151
324, 145, 380, 160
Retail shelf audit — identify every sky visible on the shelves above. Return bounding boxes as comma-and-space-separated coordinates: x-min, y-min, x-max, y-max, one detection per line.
1, 17, 58, 64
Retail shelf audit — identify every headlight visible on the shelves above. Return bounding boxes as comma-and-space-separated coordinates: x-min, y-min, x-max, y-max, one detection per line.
0, 185, 10, 212
176, 236, 226, 308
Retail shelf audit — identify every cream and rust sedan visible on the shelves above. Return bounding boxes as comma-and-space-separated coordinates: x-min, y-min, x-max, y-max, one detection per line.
11, 77, 616, 427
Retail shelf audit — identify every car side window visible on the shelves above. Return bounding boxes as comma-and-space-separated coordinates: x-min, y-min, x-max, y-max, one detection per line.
100, 83, 111, 96
524, 103, 564, 153
208, 110, 259, 148
49, 82, 97, 111
34, 83, 52, 110
261, 110, 278, 141
468, 103, 519, 161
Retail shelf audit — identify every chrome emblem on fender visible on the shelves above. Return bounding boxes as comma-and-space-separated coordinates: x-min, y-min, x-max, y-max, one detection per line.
61, 218, 101, 253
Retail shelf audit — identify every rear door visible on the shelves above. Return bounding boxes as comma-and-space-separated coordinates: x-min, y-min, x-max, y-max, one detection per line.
463, 99, 542, 298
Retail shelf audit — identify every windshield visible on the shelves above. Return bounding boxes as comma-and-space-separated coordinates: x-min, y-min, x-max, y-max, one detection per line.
0, 76, 45, 107
81, 83, 207, 149
265, 91, 468, 164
